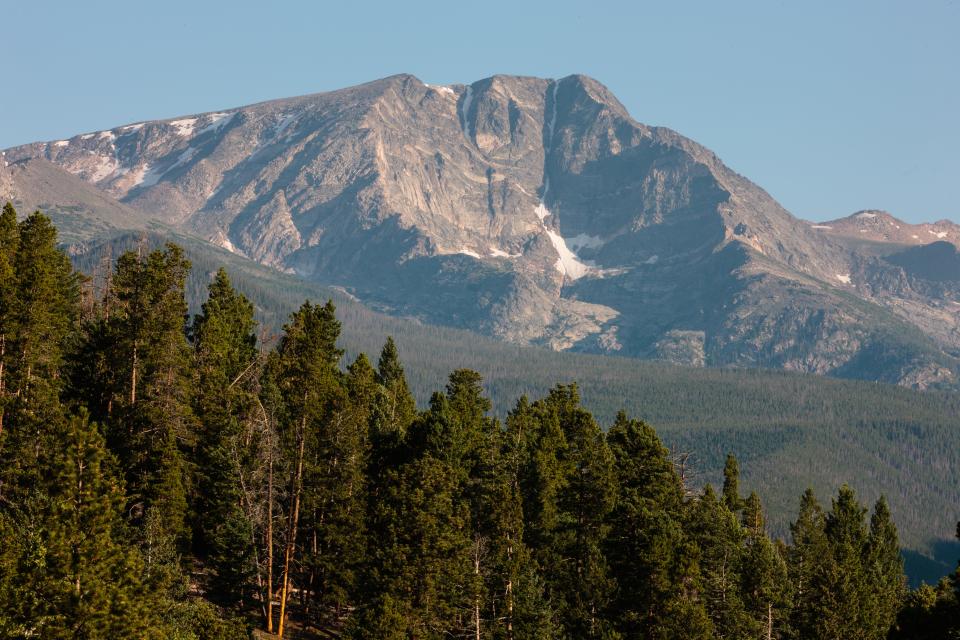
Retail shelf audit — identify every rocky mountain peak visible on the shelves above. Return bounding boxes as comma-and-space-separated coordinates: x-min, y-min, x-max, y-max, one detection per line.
4, 73, 959, 389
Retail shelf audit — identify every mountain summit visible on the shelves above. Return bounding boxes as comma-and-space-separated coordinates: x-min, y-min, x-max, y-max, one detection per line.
4, 74, 959, 388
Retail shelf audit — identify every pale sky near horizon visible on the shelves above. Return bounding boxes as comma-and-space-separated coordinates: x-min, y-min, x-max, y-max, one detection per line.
2, 0, 957, 223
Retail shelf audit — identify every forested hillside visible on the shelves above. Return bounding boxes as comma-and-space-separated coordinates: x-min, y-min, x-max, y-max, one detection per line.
1, 204, 959, 638
69, 230, 960, 575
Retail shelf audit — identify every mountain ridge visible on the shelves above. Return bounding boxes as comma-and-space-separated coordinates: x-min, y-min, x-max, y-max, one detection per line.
4, 72, 960, 388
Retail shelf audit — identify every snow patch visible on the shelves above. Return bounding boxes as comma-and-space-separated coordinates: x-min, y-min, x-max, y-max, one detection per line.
130, 163, 163, 188
168, 147, 197, 171
220, 236, 238, 253
929, 229, 948, 239
81, 134, 94, 140
99, 130, 116, 140
274, 113, 297, 138
426, 83, 455, 96
546, 229, 593, 280
90, 156, 119, 182
169, 118, 197, 137
119, 124, 143, 133
810, 225, 832, 230
198, 112, 234, 135
535, 202, 551, 221
489, 246, 521, 258
53, 140, 68, 147
644, 255, 659, 264
912, 234, 919, 239
457, 248, 481, 259
856, 212, 877, 219
836, 274, 851, 284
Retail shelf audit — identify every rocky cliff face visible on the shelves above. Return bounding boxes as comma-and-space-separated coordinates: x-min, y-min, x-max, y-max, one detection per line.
4, 74, 959, 388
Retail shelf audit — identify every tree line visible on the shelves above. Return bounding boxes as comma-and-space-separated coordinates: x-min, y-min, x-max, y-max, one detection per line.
0, 204, 957, 639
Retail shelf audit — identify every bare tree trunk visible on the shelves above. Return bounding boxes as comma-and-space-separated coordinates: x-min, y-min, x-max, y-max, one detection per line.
0, 333, 5, 439
75, 453, 85, 597
130, 343, 138, 405
277, 414, 307, 639
235, 435, 267, 624
767, 602, 773, 640
266, 436, 275, 633
506, 533, 514, 640
474, 537, 482, 640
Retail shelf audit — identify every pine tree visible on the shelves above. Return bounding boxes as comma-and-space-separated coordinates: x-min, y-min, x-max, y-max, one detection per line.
605, 411, 712, 640
0, 203, 20, 438
266, 300, 346, 637
101, 245, 194, 552
541, 384, 618, 638
864, 496, 906, 638
191, 268, 259, 605
500, 396, 558, 639
375, 336, 416, 439
303, 353, 372, 628
815, 485, 873, 640
740, 492, 792, 639
687, 484, 752, 639
787, 488, 829, 639
722, 453, 743, 513
0, 210, 80, 500
351, 394, 472, 638
0, 412, 163, 639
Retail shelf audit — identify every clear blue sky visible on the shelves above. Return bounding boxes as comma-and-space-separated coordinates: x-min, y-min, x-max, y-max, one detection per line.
3, 0, 958, 223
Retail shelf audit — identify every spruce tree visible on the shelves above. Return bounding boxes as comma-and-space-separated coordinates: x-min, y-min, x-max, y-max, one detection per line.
787, 488, 829, 639
266, 300, 346, 636
0, 210, 80, 500
815, 485, 873, 640
605, 411, 712, 640
722, 453, 743, 512
687, 484, 752, 638
102, 245, 194, 552
0, 412, 163, 639
0, 203, 19, 436
740, 492, 792, 639
191, 268, 259, 605
541, 384, 617, 638
375, 336, 416, 439
865, 496, 906, 638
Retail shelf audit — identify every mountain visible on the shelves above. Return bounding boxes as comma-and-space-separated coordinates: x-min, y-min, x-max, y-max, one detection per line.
811, 209, 960, 250
0, 157, 156, 244
4, 73, 960, 388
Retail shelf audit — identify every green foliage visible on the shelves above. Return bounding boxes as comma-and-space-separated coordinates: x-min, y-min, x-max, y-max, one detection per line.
162, 598, 250, 640
82, 244, 196, 547
722, 453, 742, 513
605, 411, 712, 639
0, 223, 942, 639
68, 231, 960, 559
191, 268, 259, 604
0, 412, 164, 639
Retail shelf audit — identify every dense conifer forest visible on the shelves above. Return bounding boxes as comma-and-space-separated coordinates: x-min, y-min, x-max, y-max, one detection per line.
1, 204, 958, 638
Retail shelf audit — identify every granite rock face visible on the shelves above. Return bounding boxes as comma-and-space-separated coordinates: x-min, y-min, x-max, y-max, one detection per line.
4, 74, 959, 388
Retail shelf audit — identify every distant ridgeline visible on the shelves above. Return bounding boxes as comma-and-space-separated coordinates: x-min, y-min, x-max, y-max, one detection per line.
0, 205, 958, 638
